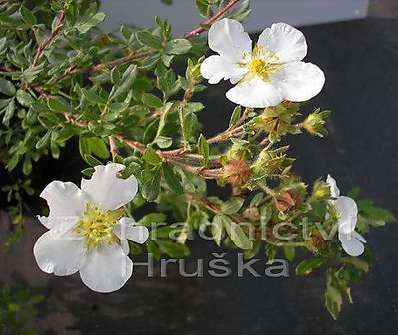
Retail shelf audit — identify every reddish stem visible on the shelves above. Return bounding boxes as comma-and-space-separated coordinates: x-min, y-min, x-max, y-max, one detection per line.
185, 0, 241, 38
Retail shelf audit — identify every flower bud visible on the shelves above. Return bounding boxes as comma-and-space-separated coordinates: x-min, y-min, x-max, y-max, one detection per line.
275, 190, 301, 212
243, 207, 260, 221
223, 159, 251, 186
302, 109, 331, 137
312, 180, 331, 200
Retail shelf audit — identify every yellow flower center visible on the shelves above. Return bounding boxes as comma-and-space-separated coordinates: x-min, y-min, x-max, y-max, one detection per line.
245, 45, 281, 82
74, 205, 125, 250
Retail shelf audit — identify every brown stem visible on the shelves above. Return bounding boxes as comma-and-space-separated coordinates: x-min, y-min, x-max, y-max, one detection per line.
185, 0, 242, 38
54, 50, 156, 83
33, 11, 65, 66
108, 136, 118, 161
53, 0, 241, 83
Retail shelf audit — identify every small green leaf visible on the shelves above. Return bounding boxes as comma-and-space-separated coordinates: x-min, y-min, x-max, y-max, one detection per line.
147, 240, 161, 261
223, 215, 253, 250
109, 64, 138, 101
212, 215, 224, 246
162, 164, 183, 194
139, 213, 167, 227
283, 246, 295, 262
136, 31, 163, 49
0, 78, 16, 96
165, 39, 192, 55
221, 197, 245, 215
2, 99, 15, 127
197, 134, 209, 167
155, 136, 173, 149
142, 93, 163, 108
77, 12, 106, 34
325, 285, 342, 320
143, 147, 162, 166
16, 90, 34, 108
229, 106, 242, 127
36, 131, 51, 149
20, 5, 37, 26
195, 0, 212, 18
156, 240, 190, 258
295, 257, 324, 276
47, 96, 72, 113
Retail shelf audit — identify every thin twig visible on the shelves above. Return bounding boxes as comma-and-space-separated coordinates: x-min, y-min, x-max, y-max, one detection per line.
108, 136, 118, 161
185, 0, 241, 38
33, 11, 65, 66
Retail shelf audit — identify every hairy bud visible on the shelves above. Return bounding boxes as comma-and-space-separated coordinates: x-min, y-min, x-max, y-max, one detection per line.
275, 190, 301, 212
223, 159, 251, 186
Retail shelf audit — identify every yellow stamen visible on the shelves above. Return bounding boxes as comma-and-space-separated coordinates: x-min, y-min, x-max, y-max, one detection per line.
74, 205, 125, 250
245, 45, 281, 82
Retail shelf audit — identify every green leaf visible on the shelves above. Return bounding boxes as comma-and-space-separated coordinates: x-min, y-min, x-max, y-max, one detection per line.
295, 257, 324, 276
156, 240, 190, 258
77, 12, 106, 34
142, 93, 163, 108
20, 5, 37, 26
88, 137, 110, 159
16, 90, 34, 108
147, 240, 161, 261
47, 96, 72, 113
283, 246, 295, 262
341, 257, 369, 272
223, 215, 253, 250
36, 131, 51, 149
109, 64, 138, 101
142, 169, 161, 201
229, 106, 242, 127
2, 99, 15, 127
195, 0, 212, 18
136, 31, 163, 49
0, 78, 16, 96
212, 215, 224, 246
143, 147, 162, 166
139, 213, 167, 227
325, 271, 343, 320
165, 39, 192, 55
162, 164, 183, 194
0, 13, 22, 27
221, 197, 245, 215
155, 136, 173, 149
0, 37, 6, 54
197, 134, 209, 167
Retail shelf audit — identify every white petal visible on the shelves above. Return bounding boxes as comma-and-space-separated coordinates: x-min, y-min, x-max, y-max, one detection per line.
326, 175, 340, 198
335, 196, 358, 234
226, 77, 283, 108
272, 61, 325, 102
208, 18, 252, 63
257, 23, 307, 63
40, 181, 89, 229
121, 239, 130, 255
81, 163, 138, 211
114, 217, 149, 244
339, 233, 365, 256
200, 55, 247, 84
352, 231, 367, 243
33, 229, 86, 276
79, 244, 133, 293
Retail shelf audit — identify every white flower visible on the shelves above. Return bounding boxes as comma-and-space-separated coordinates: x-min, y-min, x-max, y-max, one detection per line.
33, 163, 149, 293
200, 19, 325, 108
326, 175, 366, 257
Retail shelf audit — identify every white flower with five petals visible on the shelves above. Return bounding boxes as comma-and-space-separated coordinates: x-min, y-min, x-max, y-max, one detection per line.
200, 19, 325, 108
327, 175, 366, 257
33, 163, 149, 293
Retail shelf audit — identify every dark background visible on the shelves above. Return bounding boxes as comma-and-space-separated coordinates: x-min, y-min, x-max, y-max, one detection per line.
1, 1, 398, 334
